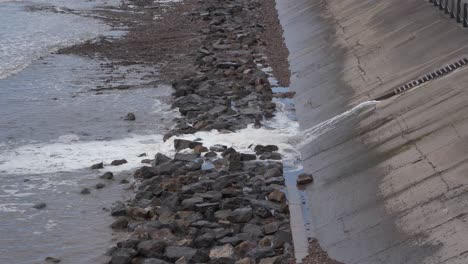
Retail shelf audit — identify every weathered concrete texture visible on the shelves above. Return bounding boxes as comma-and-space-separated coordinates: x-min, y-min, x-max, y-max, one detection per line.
276, 0, 468, 263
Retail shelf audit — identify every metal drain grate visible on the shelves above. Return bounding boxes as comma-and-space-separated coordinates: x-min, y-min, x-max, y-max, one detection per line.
429, 0, 468, 27
374, 57, 468, 100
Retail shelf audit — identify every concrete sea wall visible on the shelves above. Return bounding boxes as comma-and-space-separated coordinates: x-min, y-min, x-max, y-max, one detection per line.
276, 0, 468, 263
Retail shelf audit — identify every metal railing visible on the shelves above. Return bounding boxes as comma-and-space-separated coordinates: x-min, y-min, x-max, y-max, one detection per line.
429, 0, 468, 27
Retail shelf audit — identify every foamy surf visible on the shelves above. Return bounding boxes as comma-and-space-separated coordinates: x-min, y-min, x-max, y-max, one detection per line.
0, 101, 380, 175
0, 101, 301, 174
289, 100, 379, 149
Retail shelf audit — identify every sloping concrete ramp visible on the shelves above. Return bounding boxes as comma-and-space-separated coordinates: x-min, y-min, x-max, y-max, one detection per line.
276, 0, 468, 263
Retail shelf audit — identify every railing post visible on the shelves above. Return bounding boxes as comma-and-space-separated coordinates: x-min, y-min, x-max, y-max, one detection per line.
451, 0, 456, 18
464, 3, 468, 27
457, 0, 462, 22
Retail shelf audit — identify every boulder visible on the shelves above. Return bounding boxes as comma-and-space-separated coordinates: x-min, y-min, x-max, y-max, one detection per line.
44, 257, 61, 263
111, 217, 129, 229
258, 256, 280, 264
209, 244, 235, 259
240, 153, 256, 161
262, 222, 280, 235
124, 113, 136, 121
296, 173, 313, 185
235, 258, 253, 264
228, 207, 253, 223
259, 152, 281, 160
137, 240, 167, 257
181, 197, 204, 209
174, 139, 203, 151
164, 246, 197, 261
156, 161, 184, 175
209, 144, 227, 152
111, 159, 128, 166
193, 233, 216, 248
174, 153, 201, 162
134, 166, 158, 179
33, 202, 46, 210
100, 171, 114, 180
90, 162, 103, 170
268, 190, 285, 203
141, 259, 171, 264
153, 153, 171, 166
235, 241, 257, 257
254, 145, 279, 155
264, 168, 282, 178
111, 201, 127, 217
109, 248, 137, 264
242, 224, 263, 238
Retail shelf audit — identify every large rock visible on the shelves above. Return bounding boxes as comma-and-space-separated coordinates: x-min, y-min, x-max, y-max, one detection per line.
241, 224, 263, 238
254, 145, 279, 155
111, 201, 127, 217
111, 217, 129, 229
235, 241, 257, 258
209, 244, 235, 259
193, 233, 216, 248
156, 161, 185, 175
174, 139, 203, 151
258, 256, 280, 264
90, 162, 103, 170
153, 153, 171, 167
225, 152, 242, 171
109, 248, 137, 264
134, 166, 158, 179
209, 144, 227, 152
100, 171, 114, 180
228, 207, 253, 223
111, 159, 128, 166
137, 240, 167, 257
262, 222, 280, 235
240, 153, 256, 161
124, 113, 136, 121
33, 202, 46, 210
296, 173, 313, 185
174, 153, 201, 162
164, 246, 197, 261
268, 190, 285, 203
141, 259, 171, 264
264, 167, 282, 178
181, 197, 204, 209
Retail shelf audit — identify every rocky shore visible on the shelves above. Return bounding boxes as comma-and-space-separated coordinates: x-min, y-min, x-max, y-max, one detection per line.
81, 0, 298, 263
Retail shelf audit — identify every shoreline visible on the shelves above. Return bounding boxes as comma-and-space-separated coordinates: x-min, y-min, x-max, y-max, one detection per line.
92, 0, 300, 263
55, 1, 300, 263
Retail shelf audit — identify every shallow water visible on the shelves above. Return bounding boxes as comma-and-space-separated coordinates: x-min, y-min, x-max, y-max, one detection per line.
0, 1, 113, 79
0, 1, 178, 263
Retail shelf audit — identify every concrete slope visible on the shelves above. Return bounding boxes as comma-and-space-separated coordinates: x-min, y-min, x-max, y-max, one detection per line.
276, 0, 468, 263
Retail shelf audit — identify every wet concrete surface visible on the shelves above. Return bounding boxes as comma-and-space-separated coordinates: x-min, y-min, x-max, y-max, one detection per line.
276, 0, 468, 263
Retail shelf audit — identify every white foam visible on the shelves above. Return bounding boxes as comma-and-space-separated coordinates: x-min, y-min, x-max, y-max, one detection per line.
289, 100, 379, 149
0, 134, 171, 174
0, 203, 31, 213
164, 102, 301, 165
0, 101, 301, 175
